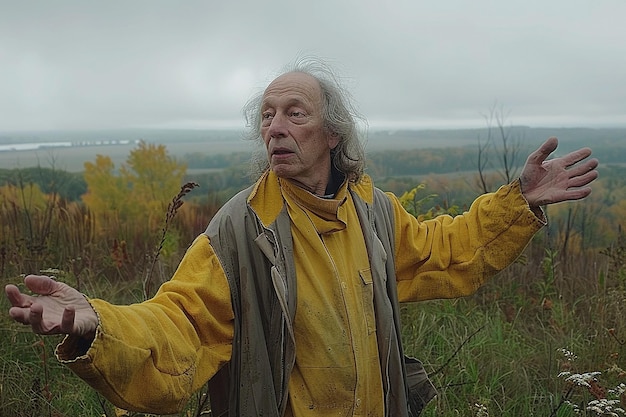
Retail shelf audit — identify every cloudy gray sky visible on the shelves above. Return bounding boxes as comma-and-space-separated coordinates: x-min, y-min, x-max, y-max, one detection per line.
1, 0, 625, 132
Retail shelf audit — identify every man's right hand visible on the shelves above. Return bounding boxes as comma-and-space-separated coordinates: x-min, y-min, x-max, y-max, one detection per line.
5, 275, 98, 339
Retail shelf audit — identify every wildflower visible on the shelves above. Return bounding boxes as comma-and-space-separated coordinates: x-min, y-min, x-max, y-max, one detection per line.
557, 348, 579, 362
558, 371, 602, 388
586, 398, 625, 416
610, 383, 626, 396
473, 402, 489, 417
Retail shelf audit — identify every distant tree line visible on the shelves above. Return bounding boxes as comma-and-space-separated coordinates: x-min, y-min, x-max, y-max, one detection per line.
1, 139, 625, 207
366, 147, 481, 177
184, 151, 252, 170
0, 167, 86, 201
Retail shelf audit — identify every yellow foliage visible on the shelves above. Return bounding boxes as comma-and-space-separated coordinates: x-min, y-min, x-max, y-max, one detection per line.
82, 141, 187, 235
398, 184, 425, 216
82, 155, 128, 214
399, 183, 461, 221
0, 182, 49, 210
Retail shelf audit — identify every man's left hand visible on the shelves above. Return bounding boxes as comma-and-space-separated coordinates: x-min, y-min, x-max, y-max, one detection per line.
520, 136, 598, 208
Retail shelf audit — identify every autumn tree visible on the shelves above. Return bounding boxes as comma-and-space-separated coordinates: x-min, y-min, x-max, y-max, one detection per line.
82, 141, 187, 233
82, 155, 129, 223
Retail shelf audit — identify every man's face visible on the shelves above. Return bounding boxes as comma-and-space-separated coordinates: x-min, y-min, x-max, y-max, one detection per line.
260, 72, 339, 193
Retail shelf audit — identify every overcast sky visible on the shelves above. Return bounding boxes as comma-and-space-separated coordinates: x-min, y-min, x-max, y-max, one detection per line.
1, 0, 625, 132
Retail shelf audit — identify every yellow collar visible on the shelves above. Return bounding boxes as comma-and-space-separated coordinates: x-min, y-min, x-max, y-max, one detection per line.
248, 170, 374, 227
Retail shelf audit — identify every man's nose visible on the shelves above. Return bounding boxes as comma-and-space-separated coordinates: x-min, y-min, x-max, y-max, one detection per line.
267, 113, 288, 138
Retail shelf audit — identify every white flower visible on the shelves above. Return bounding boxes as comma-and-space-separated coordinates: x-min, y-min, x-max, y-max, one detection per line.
558, 348, 579, 361
562, 371, 601, 388
609, 383, 626, 396
586, 398, 625, 416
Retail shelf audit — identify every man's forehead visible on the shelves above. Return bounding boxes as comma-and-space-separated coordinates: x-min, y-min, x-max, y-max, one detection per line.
262, 72, 322, 102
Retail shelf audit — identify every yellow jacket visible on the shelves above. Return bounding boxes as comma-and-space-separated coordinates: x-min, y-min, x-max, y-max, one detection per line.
56, 172, 544, 415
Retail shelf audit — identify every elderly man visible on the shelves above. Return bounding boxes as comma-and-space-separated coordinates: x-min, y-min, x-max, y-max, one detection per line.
5, 58, 598, 417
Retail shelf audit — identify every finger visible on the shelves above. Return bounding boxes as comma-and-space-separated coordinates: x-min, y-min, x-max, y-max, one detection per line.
5, 284, 33, 308
561, 147, 593, 168
543, 189, 589, 206
61, 307, 76, 334
566, 158, 599, 178
527, 137, 558, 165
569, 170, 599, 188
29, 303, 45, 333
24, 275, 58, 296
561, 186, 593, 202
8, 306, 31, 325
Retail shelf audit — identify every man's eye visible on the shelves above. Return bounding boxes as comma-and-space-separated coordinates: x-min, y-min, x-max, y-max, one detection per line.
261, 113, 273, 127
291, 111, 305, 118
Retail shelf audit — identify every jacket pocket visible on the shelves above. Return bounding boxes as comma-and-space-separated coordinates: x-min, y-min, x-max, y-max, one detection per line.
358, 268, 376, 334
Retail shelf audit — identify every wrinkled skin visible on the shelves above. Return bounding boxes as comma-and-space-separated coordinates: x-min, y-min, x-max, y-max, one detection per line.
261, 72, 339, 195
520, 137, 598, 207
6, 275, 97, 338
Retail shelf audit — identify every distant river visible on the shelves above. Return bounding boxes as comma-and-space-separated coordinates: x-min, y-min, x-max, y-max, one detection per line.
0, 142, 72, 152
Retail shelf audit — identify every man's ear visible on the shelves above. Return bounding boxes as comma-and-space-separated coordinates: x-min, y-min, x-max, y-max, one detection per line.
328, 131, 340, 149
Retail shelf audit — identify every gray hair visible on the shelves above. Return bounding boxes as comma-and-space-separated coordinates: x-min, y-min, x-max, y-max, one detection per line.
242, 57, 367, 182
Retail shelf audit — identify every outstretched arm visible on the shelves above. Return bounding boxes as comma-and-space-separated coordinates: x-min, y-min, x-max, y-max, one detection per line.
5, 275, 98, 339
5, 236, 234, 414
520, 137, 598, 208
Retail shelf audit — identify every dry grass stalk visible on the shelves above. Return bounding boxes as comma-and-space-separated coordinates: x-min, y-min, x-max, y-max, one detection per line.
143, 181, 199, 299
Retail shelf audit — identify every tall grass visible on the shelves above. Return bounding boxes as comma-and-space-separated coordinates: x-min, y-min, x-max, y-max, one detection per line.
402, 241, 626, 416
0, 180, 219, 416
1, 177, 625, 416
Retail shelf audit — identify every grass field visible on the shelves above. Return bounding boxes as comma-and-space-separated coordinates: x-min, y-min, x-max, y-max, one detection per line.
1, 128, 625, 416
2, 196, 625, 416
2, 242, 625, 416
